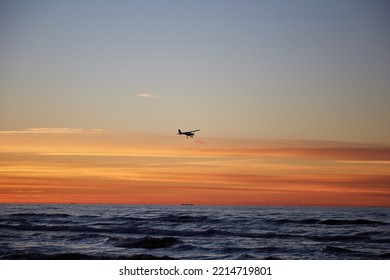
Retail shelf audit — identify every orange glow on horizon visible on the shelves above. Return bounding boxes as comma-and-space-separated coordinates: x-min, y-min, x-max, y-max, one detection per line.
1, 130, 389, 207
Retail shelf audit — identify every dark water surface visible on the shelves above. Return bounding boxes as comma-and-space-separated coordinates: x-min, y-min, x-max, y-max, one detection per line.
0, 204, 389, 259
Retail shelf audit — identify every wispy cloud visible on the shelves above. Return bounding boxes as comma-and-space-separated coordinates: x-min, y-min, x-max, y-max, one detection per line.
136, 93, 170, 99
199, 147, 390, 161
136, 93, 157, 98
0, 128, 105, 134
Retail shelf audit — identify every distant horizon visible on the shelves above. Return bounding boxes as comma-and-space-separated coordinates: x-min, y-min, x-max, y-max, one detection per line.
1, 202, 389, 208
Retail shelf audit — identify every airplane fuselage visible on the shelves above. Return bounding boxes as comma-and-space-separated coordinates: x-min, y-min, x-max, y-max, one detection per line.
178, 129, 200, 138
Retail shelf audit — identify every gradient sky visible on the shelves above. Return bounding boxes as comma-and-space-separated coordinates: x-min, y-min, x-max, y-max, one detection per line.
1, 1, 389, 206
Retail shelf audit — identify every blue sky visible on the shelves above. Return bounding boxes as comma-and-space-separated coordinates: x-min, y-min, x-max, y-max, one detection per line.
1, 0, 389, 142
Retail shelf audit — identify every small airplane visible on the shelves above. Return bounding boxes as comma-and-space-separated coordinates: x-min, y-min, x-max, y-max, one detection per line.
177, 129, 200, 138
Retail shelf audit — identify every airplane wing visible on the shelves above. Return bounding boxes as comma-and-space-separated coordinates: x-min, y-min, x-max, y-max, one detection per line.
189, 129, 200, 133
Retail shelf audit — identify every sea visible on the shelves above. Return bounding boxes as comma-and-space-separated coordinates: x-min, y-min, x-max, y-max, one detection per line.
0, 204, 389, 260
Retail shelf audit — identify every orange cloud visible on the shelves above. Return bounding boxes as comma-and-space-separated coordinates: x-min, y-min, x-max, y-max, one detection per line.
1, 131, 389, 206
199, 147, 390, 161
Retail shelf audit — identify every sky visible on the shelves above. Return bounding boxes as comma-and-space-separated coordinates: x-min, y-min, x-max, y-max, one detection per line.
1, 0, 389, 206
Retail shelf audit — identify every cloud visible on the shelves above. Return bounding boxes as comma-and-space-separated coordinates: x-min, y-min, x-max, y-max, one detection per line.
0, 128, 105, 134
136, 93, 157, 98
136, 93, 170, 99
1, 133, 389, 206
198, 147, 390, 161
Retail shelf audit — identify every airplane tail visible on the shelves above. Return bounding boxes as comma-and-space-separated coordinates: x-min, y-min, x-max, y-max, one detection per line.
178, 129, 182, 135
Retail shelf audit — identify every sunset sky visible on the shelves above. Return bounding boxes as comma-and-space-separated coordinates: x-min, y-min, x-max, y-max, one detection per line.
1, 1, 389, 206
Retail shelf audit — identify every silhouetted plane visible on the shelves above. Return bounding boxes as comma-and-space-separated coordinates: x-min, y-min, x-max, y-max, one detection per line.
177, 129, 200, 138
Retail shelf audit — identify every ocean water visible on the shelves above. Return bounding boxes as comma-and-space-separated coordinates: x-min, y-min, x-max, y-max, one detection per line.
0, 204, 389, 260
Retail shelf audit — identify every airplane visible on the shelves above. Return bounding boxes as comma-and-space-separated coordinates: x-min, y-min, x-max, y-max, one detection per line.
177, 129, 200, 138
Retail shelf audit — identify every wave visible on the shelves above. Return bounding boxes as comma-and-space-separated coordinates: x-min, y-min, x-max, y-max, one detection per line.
160, 214, 215, 223
0, 223, 102, 233
310, 233, 371, 243
65, 233, 105, 241
0, 221, 144, 235
0, 252, 175, 260
9, 213, 71, 219
265, 218, 387, 226
266, 218, 319, 224
322, 246, 384, 259
111, 216, 147, 222
264, 218, 388, 226
323, 245, 355, 254
115, 236, 180, 249
319, 219, 387, 226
